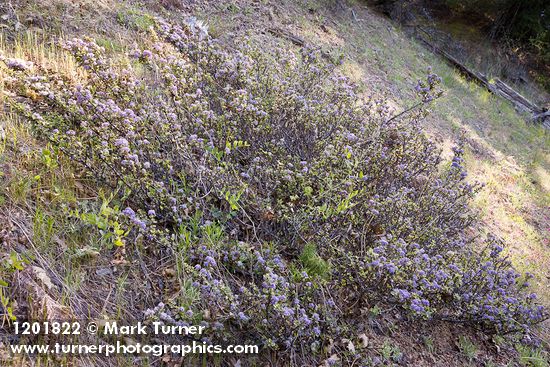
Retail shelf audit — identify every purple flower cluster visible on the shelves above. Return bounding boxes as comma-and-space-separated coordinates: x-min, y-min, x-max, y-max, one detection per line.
122, 207, 147, 230
2, 57, 33, 71
414, 68, 443, 102
181, 241, 334, 346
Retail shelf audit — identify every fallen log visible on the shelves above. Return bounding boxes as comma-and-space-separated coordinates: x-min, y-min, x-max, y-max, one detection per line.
416, 34, 549, 128
265, 27, 333, 61
267, 27, 305, 47
533, 110, 550, 129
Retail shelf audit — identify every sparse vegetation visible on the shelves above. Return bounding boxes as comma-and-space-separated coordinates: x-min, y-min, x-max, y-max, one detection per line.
458, 335, 478, 362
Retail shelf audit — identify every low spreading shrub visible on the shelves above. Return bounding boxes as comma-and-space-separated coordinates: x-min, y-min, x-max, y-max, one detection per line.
1, 16, 545, 361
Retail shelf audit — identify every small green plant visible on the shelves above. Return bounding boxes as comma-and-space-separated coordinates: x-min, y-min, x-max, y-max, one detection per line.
0, 251, 29, 324
517, 344, 549, 367
423, 336, 435, 354
223, 188, 243, 212
202, 221, 223, 246
380, 340, 402, 362
33, 207, 55, 246
40, 147, 58, 170
73, 192, 128, 248
9, 174, 32, 204
368, 305, 382, 318
0, 128, 5, 157
299, 243, 330, 279
457, 335, 478, 362
0, 285, 16, 323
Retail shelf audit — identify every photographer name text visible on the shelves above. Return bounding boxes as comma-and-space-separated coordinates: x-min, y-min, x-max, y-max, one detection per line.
103, 321, 205, 336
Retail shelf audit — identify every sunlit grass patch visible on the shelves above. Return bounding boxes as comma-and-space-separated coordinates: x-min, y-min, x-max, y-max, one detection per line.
532, 165, 550, 195
466, 154, 550, 303
116, 8, 155, 32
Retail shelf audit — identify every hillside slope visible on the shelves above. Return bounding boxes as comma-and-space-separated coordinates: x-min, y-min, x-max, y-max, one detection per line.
0, 0, 548, 366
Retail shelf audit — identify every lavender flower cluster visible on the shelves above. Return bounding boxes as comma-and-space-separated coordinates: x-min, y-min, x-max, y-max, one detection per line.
184, 241, 335, 347
414, 68, 443, 102
2, 57, 33, 71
